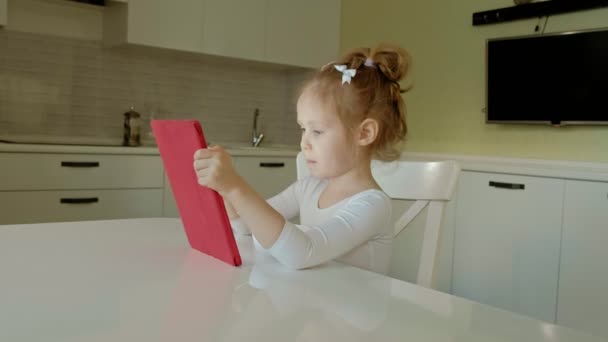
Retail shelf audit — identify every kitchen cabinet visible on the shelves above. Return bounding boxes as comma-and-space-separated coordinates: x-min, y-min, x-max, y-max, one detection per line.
202, 0, 266, 61
0, 0, 7, 27
265, 0, 340, 68
0, 189, 162, 224
557, 180, 608, 338
451, 171, 563, 323
233, 155, 297, 199
103, 0, 205, 53
103, 0, 341, 68
0, 153, 162, 191
162, 174, 179, 218
163, 154, 297, 218
0, 152, 164, 225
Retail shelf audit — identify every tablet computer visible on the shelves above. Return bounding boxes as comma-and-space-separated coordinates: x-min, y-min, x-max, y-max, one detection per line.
152, 119, 242, 266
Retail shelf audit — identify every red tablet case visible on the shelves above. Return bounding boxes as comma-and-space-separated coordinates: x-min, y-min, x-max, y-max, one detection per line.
152, 120, 242, 266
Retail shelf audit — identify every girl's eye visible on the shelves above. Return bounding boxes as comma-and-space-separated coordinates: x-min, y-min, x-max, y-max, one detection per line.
312, 130, 322, 136
299, 127, 305, 134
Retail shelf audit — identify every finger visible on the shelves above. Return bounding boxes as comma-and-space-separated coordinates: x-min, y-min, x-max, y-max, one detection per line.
194, 148, 215, 160
196, 168, 211, 186
208, 145, 226, 153
197, 168, 219, 183
195, 166, 209, 177
193, 158, 213, 171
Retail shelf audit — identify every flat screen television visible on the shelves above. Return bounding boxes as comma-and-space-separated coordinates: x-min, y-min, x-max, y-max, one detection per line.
486, 28, 608, 125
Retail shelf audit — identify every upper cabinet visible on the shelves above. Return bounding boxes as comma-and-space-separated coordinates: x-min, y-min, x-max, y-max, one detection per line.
103, 0, 341, 68
0, 0, 7, 27
265, 0, 340, 68
203, 0, 266, 62
104, 0, 205, 53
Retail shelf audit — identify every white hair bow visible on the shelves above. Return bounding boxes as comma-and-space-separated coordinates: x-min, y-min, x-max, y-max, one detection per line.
334, 64, 357, 85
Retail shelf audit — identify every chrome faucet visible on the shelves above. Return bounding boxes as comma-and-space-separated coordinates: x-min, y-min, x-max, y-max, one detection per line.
252, 108, 264, 147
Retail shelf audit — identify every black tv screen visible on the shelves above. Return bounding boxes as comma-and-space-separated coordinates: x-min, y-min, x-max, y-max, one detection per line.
486, 29, 608, 125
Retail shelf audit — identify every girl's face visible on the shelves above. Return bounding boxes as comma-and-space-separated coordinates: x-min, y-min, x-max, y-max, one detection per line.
296, 88, 357, 179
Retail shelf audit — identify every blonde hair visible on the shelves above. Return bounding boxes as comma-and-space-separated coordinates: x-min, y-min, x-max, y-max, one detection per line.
300, 43, 411, 161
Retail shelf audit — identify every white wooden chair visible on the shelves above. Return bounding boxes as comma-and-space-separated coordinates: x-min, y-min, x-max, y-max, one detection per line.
296, 152, 460, 289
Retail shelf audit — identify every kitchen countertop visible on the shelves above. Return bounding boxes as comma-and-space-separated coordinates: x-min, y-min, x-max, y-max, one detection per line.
3, 141, 606, 181
1, 218, 605, 342
0, 142, 300, 157
401, 151, 608, 182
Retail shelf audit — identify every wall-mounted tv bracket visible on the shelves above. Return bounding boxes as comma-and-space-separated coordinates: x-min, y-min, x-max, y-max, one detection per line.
473, 0, 608, 26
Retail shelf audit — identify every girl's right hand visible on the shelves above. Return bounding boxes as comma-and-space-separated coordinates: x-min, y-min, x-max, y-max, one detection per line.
193, 146, 243, 197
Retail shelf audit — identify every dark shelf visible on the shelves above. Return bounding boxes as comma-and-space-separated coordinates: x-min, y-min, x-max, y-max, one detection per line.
473, 0, 608, 26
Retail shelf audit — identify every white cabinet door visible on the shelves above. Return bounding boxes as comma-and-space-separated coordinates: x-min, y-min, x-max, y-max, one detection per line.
265, 0, 340, 68
129, 0, 205, 52
104, 0, 340, 67
0, 152, 165, 224
0, 0, 7, 27
233, 156, 297, 199
557, 180, 608, 338
202, 0, 265, 61
452, 171, 563, 323
108, 0, 205, 52
163, 174, 180, 218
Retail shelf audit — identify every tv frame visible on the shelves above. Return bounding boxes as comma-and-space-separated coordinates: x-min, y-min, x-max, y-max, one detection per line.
485, 27, 608, 126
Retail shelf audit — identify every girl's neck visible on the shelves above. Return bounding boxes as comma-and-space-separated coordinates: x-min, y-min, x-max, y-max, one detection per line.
325, 158, 380, 196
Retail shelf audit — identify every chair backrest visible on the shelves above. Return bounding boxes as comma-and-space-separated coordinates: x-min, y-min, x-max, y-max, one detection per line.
296, 152, 460, 288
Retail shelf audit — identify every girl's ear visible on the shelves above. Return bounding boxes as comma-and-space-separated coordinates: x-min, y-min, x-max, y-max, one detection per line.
356, 118, 379, 146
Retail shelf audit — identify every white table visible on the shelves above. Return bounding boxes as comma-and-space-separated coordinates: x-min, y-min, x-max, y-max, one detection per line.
0, 218, 605, 342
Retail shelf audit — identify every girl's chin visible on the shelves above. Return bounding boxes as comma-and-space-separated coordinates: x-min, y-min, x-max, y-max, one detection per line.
308, 168, 324, 178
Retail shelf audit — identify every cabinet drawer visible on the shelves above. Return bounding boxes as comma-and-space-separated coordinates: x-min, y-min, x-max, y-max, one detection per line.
0, 189, 163, 225
0, 153, 163, 190
233, 156, 296, 199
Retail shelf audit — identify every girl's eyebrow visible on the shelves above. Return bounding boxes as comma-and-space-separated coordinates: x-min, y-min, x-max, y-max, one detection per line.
297, 119, 323, 126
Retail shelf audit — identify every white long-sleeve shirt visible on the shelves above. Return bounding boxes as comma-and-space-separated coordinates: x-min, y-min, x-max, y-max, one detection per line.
231, 176, 393, 274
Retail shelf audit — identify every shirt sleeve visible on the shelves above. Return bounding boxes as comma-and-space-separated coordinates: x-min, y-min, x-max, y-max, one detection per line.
266, 191, 391, 270
229, 180, 302, 236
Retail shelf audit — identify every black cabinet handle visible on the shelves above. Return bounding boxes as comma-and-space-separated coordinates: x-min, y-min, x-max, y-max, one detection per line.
259, 162, 285, 168
61, 161, 100, 168
489, 181, 525, 190
60, 197, 99, 204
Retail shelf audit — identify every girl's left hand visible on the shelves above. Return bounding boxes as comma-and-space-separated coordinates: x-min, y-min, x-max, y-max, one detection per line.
193, 146, 243, 196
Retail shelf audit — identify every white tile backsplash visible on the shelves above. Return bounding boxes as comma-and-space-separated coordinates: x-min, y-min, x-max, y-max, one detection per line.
0, 30, 312, 146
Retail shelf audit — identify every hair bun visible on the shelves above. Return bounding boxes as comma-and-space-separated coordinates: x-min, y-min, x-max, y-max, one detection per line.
339, 48, 370, 70
370, 43, 411, 82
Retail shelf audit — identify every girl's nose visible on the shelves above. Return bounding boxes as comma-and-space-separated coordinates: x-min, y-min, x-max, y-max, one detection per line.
300, 135, 310, 151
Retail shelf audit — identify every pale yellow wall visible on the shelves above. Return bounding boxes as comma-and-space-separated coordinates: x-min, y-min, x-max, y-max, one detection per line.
342, 0, 608, 162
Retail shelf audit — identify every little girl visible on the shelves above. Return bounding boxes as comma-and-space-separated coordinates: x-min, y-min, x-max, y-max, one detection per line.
193, 43, 411, 274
